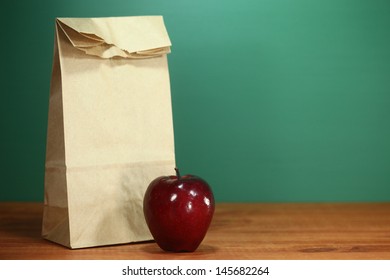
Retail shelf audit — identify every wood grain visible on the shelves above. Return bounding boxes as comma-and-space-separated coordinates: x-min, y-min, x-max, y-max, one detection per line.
1, 202, 390, 259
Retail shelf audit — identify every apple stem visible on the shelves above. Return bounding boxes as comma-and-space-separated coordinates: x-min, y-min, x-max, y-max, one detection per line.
174, 167, 181, 179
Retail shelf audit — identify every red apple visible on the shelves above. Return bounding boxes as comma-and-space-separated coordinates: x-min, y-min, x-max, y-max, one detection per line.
143, 168, 215, 252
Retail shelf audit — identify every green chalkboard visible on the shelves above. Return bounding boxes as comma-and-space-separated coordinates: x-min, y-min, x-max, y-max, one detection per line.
1, 0, 390, 202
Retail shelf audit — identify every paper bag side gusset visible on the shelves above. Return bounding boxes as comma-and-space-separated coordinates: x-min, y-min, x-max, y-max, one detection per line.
42, 20, 71, 248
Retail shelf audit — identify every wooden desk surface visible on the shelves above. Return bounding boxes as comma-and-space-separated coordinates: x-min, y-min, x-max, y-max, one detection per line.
1, 202, 390, 260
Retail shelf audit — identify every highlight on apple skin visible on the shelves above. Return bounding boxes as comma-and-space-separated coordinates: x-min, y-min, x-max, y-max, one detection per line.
143, 168, 215, 252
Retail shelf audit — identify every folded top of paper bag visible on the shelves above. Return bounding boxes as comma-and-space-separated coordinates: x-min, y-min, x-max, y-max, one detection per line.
57, 16, 171, 59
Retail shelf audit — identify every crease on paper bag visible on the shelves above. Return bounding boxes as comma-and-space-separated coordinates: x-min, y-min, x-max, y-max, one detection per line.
57, 17, 171, 59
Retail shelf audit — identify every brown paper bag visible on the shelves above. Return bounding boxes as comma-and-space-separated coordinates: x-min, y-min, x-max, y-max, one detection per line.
42, 16, 176, 249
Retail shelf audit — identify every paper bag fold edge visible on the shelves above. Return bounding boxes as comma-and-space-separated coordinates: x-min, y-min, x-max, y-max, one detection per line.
56, 16, 171, 59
